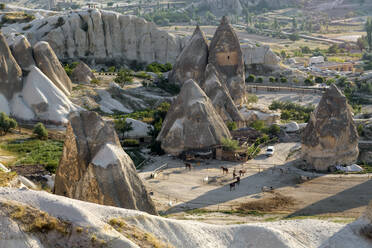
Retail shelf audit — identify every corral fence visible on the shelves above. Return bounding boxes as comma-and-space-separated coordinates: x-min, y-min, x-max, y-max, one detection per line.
247, 84, 325, 95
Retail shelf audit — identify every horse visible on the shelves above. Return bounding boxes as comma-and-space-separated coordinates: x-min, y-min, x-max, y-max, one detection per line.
235, 176, 240, 187
185, 163, 192, 171
229, 182, 236, 191
239, 170, 246, 177
221, 166, 228, 174
233, 171, 237, 179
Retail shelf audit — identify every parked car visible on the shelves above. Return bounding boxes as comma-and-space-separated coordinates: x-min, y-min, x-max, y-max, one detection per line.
266, 146, 274, 157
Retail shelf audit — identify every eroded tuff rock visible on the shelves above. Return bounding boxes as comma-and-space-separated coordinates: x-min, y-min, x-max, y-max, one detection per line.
10, 35, 35, 72
33, 41, 72, 96
242, 44, 281, 68
169, 25, 209, 85
54, 111, 157, 214
201, 64, 245, 127
71, 62, 96, 84
0, 32, 22, 100
22, 10, 183, 66
302, 84, 359, 171
157, 79, 231, 155
208, 16, 246, 105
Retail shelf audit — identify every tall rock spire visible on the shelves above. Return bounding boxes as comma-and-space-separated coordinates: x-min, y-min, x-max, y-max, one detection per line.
208, 16, 246, 105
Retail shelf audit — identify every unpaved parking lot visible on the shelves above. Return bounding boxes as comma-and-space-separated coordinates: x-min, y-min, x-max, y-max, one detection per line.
139, 142, 371, 223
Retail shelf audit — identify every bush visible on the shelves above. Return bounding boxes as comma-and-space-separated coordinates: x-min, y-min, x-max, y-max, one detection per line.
269, 101, 314, 122
246, 74, 256, 83
0, 112, 17, 135
265, 124, 280, 136
247, 94, 258, 104
63, 62, 79, 77
304, 78, 315, 86
90, 78, 100, 85
33, 123, 48, 140
250, 120, 265, 132
135, 71, 152, 80
221, 138, 239, 151
280, 77, 288, 83
256, 77, 264, 83
114, 118, 133, 137
122, 139, 140, 147
0, 3, 5, 10
315, 76, 324, 84
114, 69, 134, 85
156, 76, 180, 95
146, 62, 172, 73
269, 76, 275, 83
108, 66, 116, 72
227, 122, 237, 131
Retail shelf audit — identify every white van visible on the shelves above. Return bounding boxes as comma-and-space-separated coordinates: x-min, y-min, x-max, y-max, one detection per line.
266, 146, 274, 157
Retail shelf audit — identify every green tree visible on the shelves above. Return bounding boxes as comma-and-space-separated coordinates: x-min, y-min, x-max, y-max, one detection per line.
357, 36, 368, 51
108, 66, 116, 72
0, 112, 17, 135
292, 17, 297, 31
246, 74, 256, 83
227, 122, 237, 131
0, 3, 5, 10
315, 77, 324, 84
327, 44, 339, 54
114, 69, 134, 85
114, 118, 133, 137
33, 123, 48, 140
365, 17, 372, 51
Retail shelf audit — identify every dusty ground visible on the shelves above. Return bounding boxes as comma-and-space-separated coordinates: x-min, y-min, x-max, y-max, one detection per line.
139, 142, 372, 224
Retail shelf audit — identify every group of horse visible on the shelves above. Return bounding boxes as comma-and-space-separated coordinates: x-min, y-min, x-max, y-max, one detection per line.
221, 167, 246, 191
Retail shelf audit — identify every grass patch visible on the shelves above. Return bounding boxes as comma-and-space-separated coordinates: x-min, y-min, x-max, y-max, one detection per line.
185, 208, 264, 217
0, 171, 17, 187
109, 218, 174, 248
237, 192, 295, 213
0, 139, 63, 173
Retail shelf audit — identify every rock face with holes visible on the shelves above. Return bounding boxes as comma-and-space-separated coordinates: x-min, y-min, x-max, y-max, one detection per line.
169, 25, 209, 86
200, 64, 245, 127
33, 41, 72, 96
157, 79, 231, 155
208, 16, 246, 105
71, 62, 96, 84
0, 32, 23, 101
20, 9, 183, 67
54, 111, 157, 214
302, 84, 359, 171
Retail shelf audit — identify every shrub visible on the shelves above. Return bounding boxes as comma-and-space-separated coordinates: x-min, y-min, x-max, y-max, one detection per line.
135, 71, 152, 80
114, 69, 134, 85
325, 78, 336, 85
146, 62, 172, 73
280, 77, 288, 83
0, 3, 5, 10
315, 76, 324, 84
122, 139, 140, 147
0, 112, 17, 135
304, 78, 315, 86
227, 121, 237, 131
246, 74, 256, 83
250, 120, 265, 132
256, 77, 264, 83
156, 76, 180, 95
33, 123, 48, 140
90, 78, 100, 85
63, 62, 79, 76
269, 76, 275, 83
358, 124, 364, 137
108, 66, 116, 72
221, 138, 239, 151
265, 124, 280, 136
247, 94, 258, 104
269, 101, 314, 122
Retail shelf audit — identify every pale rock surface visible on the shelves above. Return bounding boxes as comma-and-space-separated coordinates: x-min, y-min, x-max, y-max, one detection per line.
201, 64, 245, 126
22, 66, 77, 124
124, 118, 151, 139
0, 94, 10, 115
10, 93, 35, 121
33, 41, 72, 96
242, 44, 281, 66
0, 188, 371, 248
9, 35, 35, 71
169, 25, 209, 86
240, 107, 280, 125
71, 62, 96, 84
54, 111, 157, 214
302, 84, 359, 171
208, 17, 246, 105
0, 32, 22, 100
22, 10, 183, 66
283, 122, 299, 133
157, 79, 231, 155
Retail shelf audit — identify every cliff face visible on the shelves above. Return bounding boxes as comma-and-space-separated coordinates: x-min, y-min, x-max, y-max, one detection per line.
23, 9, 183, 66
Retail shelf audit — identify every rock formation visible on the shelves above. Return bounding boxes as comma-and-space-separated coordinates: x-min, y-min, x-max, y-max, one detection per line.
33, 41, 72, 96
169, 25, 209, 86
302, 84, 359, 171
208, 16, 246, 105
10, 35, 35, 71
201, 64, 245, 126
71, 62, 96, 84
242, 44, 281, 72
0, 33, 23, 101
157, 79, 231, 155
54, 111, 157, 215
19, 10, 183, 66
22, 66, 77, 123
